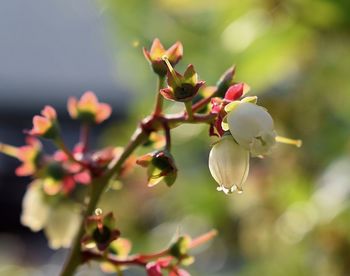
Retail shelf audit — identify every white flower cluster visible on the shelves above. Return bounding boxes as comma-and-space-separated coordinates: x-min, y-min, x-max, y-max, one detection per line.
209, 97, 277, 194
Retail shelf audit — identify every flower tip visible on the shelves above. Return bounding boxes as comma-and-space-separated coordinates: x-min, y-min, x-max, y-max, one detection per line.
152, 37, 161, 45
81, 91, 98, 102
67, 97, 78, 118
42, 105, 57, 120
174, 41, 183, 51
296, 140, 302, 148
142, 47, 151, 59
150, 38, 165, 55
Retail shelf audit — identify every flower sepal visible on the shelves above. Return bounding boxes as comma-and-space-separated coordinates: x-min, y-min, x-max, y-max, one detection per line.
82, 211, 121, 252
29, 106, 59, 139
136, 150, 177, 187
216, 66, 236, 97
15, 137, 43, 176
160, 63, 205, 103
143, 38, 183, 76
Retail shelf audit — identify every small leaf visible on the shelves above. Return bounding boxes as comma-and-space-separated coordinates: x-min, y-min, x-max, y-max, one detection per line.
224, 101, 240, 113
241, 96, 257, 104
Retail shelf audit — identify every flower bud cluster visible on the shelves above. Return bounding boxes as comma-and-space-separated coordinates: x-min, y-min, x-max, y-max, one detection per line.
208, 84, 300, 194
142, 39, 300, 196
1, 91, 132, 249
208, 88, 277, 194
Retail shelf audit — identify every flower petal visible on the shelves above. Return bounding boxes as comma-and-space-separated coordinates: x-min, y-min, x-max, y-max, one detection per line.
45, 202, 81, 249
166, 41, 183, 63
150, 38, 165, 58
96, 103, 112, 123
227, 102, 274, 151
160, 88, 175, 101
67, 97, 78, 118
20, 181, 50, 231
209, 136, 250, 192
41, 105, 57, 120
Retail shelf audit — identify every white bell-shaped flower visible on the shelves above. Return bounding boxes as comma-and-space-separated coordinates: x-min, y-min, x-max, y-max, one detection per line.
21, 181, 50, 232
209, 135, 250, 194
45, 202, 81, 249
223, 99, 276, 156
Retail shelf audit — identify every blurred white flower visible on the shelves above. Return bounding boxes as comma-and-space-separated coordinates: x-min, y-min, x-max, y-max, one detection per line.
209, 135, 249, 194
21, 181, 50, 232
21, 180, 81, 249
45, 203, 81, 249
312, 157, 350, 222
223, 99, 276, 156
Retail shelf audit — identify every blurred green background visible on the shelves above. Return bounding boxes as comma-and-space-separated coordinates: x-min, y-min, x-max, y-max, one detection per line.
97, 0, 350, 275
2, 0, 350, 275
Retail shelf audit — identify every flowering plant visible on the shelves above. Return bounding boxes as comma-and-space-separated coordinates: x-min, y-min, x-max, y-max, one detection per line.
0, 38, 301, 275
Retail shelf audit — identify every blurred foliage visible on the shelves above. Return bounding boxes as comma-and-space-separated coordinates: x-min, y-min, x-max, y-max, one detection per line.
97, 0, 350, 275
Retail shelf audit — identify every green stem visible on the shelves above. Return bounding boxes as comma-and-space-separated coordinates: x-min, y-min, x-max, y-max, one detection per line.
60, 180, 103, 276
184, 101, 193, 120
60, 128, 149, 276
153, 76, 165, 116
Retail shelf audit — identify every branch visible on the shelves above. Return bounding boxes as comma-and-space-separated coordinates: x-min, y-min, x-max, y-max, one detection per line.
192, 88, 217, 113
82, 229, 217, 271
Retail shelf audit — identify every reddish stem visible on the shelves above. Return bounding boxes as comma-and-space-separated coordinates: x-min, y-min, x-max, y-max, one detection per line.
55, 139, 86, 166
162, 121, 171, 151
83, 251, 147, 267
138, 249, 170, 261
190, 229, 218, 248
82, 249, 169, 267
82, 230, 217, 269
165, 113, 215, 126
192, 88, 217, 113
80, 123, 90, 153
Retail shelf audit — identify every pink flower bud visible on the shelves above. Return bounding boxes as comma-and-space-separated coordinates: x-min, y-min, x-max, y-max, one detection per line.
68, 91, 112, 124
29, 105, 58, 139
